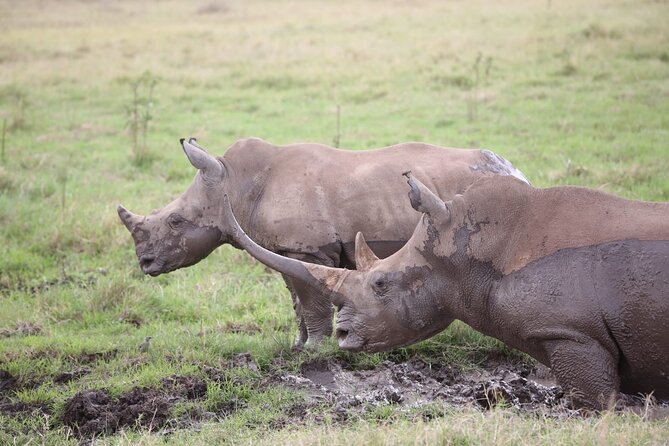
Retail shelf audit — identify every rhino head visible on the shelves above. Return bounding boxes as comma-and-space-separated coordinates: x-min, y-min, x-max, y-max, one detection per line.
118, 139, 229, 276
220, 172, 458, 352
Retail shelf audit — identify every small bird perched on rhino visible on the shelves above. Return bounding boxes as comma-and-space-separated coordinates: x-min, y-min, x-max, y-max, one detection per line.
117, 137, 528, 348
221, 173, 669, 409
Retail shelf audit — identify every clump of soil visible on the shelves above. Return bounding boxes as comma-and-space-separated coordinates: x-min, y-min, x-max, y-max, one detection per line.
161, 375, 208, 400
0, 400, 52, 416
68, 349, 119, 364
118, 310, 144, 328
54, 368, 91, 384
0, 370, 18, 393
60, 375, 209, 438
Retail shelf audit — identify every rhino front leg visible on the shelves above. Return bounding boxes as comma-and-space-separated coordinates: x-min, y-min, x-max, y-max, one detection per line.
282, 274, 309, 348
281, 251, 337, 348
546, 339, 620, 410
289, 278, 334, 348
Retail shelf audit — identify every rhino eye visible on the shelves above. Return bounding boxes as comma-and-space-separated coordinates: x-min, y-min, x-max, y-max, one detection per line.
167, 213, 186, 229
372, 276, 389, 295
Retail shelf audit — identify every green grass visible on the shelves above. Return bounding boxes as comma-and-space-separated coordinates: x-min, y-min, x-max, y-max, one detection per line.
1, 0, 668, 443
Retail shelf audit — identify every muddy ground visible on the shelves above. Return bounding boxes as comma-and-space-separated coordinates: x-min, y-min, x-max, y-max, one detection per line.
1, 352, 666, 440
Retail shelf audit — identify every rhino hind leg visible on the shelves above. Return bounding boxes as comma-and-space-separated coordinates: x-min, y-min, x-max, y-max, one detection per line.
546, 339, 620, 410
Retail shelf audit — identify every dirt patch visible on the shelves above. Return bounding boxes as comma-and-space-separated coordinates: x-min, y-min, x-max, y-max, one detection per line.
67, 349, 119, 365
61, 375, 209, 438
54, 368, 91, 385
274, 357, 596, 419
0, 400, 52, 416
0, 370, 18, 394
161, 375, 207, 400
276, 356, 669, 420
0, 321, 43, 338
118, 310, 144, 328
5, 353, 668, 440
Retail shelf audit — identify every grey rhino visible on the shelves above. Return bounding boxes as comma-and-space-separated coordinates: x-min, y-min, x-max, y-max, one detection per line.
222, 173, 669, 408
118, 137, 528, 347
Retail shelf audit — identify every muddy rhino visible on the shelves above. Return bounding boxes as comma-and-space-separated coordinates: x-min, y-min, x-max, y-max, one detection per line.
222, 173, 669, 408
118, 137, 528, 347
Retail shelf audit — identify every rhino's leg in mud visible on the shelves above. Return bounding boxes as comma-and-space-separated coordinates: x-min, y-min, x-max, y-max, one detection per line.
282, 252, 337, 349
546, 339, 619, 410
282, 274, 309, 348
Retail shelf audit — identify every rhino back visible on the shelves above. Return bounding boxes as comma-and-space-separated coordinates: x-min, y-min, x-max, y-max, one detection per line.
241, 142, 491, 256
451, 176, 669, 275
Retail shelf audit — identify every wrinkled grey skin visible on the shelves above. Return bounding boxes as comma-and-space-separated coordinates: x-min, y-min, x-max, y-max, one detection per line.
223, 174, 669, 408
118, 137, 528, 348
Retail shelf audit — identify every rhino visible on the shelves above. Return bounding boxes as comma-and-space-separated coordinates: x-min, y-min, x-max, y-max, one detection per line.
222, 173, 669, 408
117, 137, 528, 347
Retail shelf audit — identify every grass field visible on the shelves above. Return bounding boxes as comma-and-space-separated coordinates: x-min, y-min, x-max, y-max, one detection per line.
1, 0, 668, 444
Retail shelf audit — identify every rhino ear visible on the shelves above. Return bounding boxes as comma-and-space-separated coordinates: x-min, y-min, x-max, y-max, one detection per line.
181, 138, 224, 184
354, 232, 379, 271
402, 171, 451, 225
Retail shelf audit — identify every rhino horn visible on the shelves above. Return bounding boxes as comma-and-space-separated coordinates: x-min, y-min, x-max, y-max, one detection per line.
221, 194, 347, 301
181, 138, 223, 183
117, 204, 142, 232
354, 232, 379, 271
403, 171, 451, 224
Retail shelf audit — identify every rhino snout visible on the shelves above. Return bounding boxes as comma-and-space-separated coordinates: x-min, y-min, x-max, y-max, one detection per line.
138, 254, 164, 276
334, 316, 365, 352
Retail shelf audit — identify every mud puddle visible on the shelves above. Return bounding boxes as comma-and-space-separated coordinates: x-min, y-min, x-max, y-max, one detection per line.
273, 355, 669, 420
273, 357, 574, 418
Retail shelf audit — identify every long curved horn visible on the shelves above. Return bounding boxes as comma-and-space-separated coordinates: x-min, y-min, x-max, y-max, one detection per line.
221, 195, 346, 294
117, 204, 142, 232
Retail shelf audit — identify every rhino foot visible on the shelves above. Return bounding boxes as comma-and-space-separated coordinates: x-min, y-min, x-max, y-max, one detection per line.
292, 318, 309, 350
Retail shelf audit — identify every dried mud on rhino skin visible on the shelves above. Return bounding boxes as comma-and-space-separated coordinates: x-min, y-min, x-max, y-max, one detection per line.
60, 375, 210, 438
